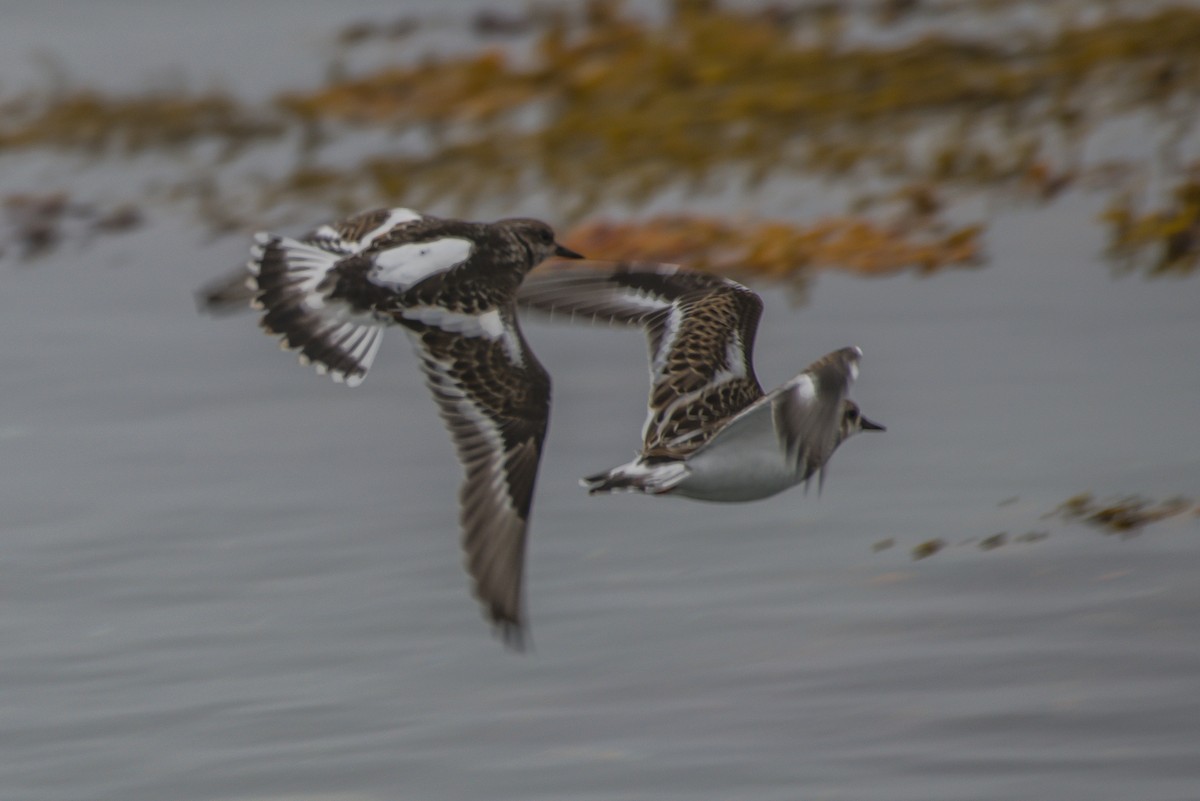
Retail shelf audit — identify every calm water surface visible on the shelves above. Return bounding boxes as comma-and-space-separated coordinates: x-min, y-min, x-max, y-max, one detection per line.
1, 4, 1199, 801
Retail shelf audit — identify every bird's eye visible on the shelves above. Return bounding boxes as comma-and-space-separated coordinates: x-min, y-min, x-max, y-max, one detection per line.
847, 408, 859, 421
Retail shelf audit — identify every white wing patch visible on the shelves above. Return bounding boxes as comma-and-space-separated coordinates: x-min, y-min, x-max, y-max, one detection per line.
651, 303, 684, 376
358, 207, 423, 248
310, 224, 344, 244
617, 287, 673, 315
789, 373, 817, 405
369, 237, 473, 291
847, 347, 862, 383
718, 333, 749, 381
401, 306, 506, 339
400, 306, 524, 367
476, 309, 506, 339
308, 208, 422, 253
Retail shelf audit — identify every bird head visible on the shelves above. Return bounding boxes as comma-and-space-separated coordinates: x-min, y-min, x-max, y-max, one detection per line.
500, 218, 584, 265
841, 400, 885, 441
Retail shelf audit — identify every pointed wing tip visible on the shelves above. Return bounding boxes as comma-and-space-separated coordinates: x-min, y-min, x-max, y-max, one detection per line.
833, 345, 863, 363
805, 346, 865, 385
844, 346, 863, 382
467, 561, 530, 651
474, 569, 530, 651
495, 618, 531, 652
419, 343, 546, 654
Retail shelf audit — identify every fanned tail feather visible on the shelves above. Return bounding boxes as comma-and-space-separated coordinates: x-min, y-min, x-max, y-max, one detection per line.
250, 233, 386, 386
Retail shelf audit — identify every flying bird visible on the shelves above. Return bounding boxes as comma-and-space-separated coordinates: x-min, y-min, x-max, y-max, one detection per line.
244, 207, 582, 648
517, 262, 884, 502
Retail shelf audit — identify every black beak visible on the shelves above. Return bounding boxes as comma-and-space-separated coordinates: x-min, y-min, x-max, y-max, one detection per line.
554, 243, 585, 259
860, 415, 886, 432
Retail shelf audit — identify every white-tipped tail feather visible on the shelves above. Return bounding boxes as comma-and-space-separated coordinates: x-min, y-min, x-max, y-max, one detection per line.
250, 234, 386, 386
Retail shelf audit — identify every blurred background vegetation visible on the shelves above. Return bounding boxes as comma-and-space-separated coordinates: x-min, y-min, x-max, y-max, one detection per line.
2, 0, 1199, 288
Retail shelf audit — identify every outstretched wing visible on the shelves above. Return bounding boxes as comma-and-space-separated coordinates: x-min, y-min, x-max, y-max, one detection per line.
406, 308, 550, 650
772, 346, 862, 489
519, 262, 765, 454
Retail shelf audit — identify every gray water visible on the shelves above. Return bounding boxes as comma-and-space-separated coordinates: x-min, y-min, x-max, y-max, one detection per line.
2, 4, 1200, 801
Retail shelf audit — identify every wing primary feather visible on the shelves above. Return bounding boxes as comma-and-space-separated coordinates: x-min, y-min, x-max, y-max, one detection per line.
406, 320, 549, 651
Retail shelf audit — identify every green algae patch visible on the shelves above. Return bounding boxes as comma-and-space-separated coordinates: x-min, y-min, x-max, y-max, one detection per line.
558, 212, 982, 292
1103, 165, 1200, 276
1, 192, 142, 261
911, 539, 947, 560
0, 90, 282, 157
285, 2, 1200, 211
978, 532, 1008, 551
1047, 492, 1198, 535
874, 490, 1197, 562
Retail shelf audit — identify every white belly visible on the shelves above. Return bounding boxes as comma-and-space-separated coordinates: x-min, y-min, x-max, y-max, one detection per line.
673, 461, 797, 502
670, 418, 800, 502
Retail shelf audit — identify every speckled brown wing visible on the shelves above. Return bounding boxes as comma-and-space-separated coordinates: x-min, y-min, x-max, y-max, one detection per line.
518, 262, 765, 455
640, 286, 765, 455
406, 308, 550, 650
